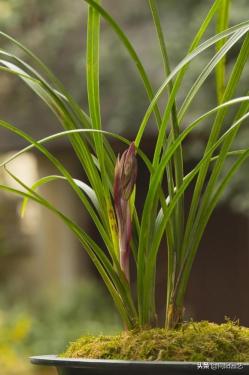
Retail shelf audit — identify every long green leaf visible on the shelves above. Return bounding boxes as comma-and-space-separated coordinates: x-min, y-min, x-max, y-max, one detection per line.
138, 100, 249, 324
0, 177, 135, 328
0, 52, 112, 232
174, 149, 249, 309
135, 21, 249, 148
20, 175, 99, 217
182, 32, 249, 259
0, 32, 117, 189
137, 28, 249, 290
178, 28, 248, 121
148, 0, 184, 264
142, 112, 249, 321
0, 120, 116, 261
82, 0, 162, 127
216, 0, 230, 103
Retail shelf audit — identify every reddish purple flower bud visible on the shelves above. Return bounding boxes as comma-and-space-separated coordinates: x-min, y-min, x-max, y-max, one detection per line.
114, 142, 137, 281
114, 142, 137, 202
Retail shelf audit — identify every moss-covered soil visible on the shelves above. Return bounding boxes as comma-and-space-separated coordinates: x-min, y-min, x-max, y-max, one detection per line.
61, 321, 249, 362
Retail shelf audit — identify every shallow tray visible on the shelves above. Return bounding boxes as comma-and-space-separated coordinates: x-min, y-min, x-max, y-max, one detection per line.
30, 355, 249, 375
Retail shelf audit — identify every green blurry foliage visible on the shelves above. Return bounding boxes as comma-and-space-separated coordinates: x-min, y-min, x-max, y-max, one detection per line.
0, 309, 31, 375
26, 281, 121, 354
0, 280, 121, 374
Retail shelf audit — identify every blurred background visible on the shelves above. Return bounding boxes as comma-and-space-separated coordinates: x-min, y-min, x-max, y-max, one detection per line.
0, 0, 248, 374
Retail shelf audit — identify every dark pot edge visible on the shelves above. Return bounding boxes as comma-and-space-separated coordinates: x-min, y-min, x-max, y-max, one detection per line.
30, 355, 249, 369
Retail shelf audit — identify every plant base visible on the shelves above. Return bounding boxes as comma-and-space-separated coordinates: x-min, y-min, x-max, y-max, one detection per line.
62, 321, 249, 362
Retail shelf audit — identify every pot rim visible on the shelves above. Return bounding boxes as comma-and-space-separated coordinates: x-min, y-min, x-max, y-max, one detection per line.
30, 355, 249, 369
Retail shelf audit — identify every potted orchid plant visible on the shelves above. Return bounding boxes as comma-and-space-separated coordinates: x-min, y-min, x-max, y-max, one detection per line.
0, 0, 249, 373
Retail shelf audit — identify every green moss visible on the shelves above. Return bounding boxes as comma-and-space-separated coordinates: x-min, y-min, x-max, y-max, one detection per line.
61, 321, 249, 362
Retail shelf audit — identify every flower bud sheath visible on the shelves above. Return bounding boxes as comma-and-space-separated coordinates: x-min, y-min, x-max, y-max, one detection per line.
114, 142, 137, 281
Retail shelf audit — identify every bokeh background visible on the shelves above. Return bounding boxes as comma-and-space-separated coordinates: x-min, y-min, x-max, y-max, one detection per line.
0, 1, 248, 374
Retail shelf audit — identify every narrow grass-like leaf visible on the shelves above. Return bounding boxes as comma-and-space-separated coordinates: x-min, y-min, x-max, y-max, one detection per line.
187, 39, 249, 256
174, 149, 249, 309
0, 33, 117, 185
137, 23, 249, 319
216, 0, 230, 103
138, 100, 249, 324
135, 22, 249, 151
182, 32, 249, 261
137, 29, 247, 270
178, 28, 248, 121
82, 0, 162, 127
86, 1, 120, 261
20, 175, 99, 217
148, 0, 184, 265
0, 58, 107, 213
1, 1, 248, 329
0, 120, 116, 261
0, 176, 135, 328
142, 111, 249, 321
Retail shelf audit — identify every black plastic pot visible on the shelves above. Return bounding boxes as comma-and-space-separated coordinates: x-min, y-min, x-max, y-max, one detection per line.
31, 355, 249, 375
